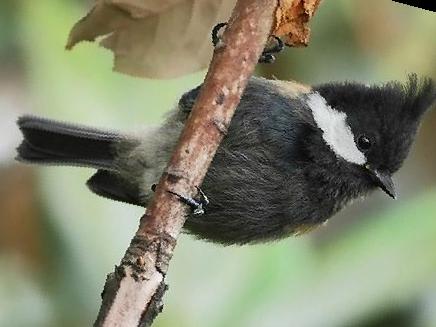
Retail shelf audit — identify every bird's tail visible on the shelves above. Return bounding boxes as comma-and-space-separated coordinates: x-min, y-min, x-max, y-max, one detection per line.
16, 115, 123, 169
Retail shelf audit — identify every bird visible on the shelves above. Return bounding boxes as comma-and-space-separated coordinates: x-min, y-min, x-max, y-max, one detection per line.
16, 74, 436, 245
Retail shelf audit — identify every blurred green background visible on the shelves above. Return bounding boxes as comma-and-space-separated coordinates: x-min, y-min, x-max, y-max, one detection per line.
0, 1, 435, 326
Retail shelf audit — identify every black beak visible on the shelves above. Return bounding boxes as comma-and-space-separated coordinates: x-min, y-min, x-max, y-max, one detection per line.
366, 166, 396, 199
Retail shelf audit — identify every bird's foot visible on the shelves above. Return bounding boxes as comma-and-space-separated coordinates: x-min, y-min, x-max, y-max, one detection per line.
258, 36, 284, 63
168, 186, 209, 215
211, 22, 228, 49
151, 184, 209, 215
211, 22, 284, 63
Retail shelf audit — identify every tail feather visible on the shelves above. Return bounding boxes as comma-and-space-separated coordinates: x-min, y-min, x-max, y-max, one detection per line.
16, 115, 123, 169
17, 140, 67, 163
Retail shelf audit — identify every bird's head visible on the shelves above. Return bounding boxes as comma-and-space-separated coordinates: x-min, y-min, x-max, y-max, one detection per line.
308, 74, 436, 198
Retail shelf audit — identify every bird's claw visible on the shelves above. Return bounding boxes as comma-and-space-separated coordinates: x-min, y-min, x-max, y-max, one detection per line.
168, 186, 209, 215
258, 36, 284, 64
152, 184, 209, 215
211, 22, 284, 64
211, 22, 228, 49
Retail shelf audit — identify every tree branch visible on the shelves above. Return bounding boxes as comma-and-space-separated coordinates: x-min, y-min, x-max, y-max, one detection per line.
94, 0, 278, 326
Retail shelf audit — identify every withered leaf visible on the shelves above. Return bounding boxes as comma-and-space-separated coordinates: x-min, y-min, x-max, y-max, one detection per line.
273, 0, 322, 46
67, 0, 235, 78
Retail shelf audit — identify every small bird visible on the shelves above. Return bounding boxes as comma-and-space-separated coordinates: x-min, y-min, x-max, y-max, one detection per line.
16, 74, 435, 245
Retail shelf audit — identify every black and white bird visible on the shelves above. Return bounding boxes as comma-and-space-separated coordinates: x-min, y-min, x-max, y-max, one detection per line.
16, 74, 435, 245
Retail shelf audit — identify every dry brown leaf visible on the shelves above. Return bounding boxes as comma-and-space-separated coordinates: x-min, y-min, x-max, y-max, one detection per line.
273, 0, 322, 46
67, 0, 235, 78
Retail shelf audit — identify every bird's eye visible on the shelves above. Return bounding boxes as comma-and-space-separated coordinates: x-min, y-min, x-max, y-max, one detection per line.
357, 135, 372, 151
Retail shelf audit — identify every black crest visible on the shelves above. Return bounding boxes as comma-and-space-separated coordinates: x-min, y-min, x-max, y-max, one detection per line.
396, 73, 436, 120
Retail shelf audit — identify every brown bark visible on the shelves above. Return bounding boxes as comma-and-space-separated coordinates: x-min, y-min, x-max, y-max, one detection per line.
94, 0, 278, 326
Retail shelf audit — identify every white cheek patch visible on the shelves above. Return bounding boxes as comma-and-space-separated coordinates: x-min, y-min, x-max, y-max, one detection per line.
306, 92, 366, 165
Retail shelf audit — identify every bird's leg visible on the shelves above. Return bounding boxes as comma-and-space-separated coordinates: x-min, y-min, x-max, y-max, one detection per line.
258, 36, 284, 63
211, 22, 284, 63
151, 184, 208, 215
195, 186, 209, 207
168, 191, 205, 215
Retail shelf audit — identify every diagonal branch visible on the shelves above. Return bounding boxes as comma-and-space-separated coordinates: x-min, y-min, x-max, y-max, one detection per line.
94, 0, 278, 326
